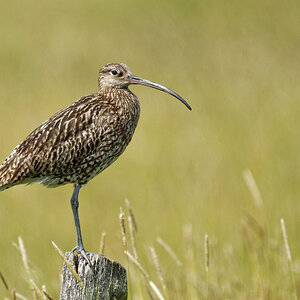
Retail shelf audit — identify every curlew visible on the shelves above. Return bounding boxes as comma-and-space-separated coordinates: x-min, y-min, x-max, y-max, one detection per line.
0, 63, 191, 264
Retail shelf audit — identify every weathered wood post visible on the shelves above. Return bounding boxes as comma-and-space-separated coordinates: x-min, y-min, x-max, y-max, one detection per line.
60, 252, 127, 300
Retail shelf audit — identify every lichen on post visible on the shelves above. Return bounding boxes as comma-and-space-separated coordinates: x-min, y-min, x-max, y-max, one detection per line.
60, 252, 127, 300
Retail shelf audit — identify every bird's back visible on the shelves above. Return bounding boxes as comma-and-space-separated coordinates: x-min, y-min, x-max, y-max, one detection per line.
0, 88, 140, 190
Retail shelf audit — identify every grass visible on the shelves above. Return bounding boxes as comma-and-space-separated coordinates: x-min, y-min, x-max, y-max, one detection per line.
0, 197, 298, 299
0, 0, 299, 298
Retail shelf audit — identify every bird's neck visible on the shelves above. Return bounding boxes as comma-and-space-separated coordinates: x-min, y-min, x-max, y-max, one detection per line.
98, 86, 140, 111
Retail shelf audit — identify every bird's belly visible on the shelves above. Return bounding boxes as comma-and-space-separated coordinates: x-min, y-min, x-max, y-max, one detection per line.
74, 140, 129, 184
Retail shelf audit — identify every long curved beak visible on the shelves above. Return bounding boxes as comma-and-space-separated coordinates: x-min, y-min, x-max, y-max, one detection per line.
129, 75, 192, 111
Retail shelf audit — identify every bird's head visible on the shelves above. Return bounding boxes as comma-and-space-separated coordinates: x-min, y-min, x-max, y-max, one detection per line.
98, 62, 191, 110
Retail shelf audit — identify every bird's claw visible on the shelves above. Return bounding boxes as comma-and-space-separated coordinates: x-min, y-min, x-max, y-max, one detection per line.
72, 246, 92, 267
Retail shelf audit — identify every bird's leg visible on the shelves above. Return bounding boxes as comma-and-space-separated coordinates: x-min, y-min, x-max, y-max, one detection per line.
70, 184, 91, 266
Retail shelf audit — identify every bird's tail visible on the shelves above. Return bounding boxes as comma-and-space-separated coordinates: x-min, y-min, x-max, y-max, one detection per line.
0, 162, 16, 191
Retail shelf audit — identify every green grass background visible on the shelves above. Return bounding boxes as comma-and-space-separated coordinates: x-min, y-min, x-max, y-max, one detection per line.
0, 0, 299, 298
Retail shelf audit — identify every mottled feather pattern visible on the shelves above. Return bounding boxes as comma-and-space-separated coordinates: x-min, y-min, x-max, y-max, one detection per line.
0, 87, 140, 190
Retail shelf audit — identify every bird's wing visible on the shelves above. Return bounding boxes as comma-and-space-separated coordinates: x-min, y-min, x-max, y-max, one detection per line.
0, 93, 119, 188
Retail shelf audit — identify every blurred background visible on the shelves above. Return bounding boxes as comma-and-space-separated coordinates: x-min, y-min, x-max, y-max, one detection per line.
0, 0, 299, 298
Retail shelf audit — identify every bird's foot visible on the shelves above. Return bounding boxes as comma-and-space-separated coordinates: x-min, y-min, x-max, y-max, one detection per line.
71, 246, 92, 267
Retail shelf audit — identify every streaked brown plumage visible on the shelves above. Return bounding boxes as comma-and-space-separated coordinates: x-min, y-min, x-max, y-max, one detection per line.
0, 64, 140, 190
0, 62, 191, 264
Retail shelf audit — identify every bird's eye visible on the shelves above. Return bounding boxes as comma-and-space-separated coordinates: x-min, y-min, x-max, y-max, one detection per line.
111, 70, 118, 75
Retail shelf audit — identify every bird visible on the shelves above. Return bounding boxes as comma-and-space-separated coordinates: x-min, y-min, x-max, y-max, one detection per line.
0, 62, 191, 264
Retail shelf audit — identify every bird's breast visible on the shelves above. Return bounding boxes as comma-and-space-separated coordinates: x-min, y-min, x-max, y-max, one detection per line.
73, 90, 140, 184
102, 92, 140, 154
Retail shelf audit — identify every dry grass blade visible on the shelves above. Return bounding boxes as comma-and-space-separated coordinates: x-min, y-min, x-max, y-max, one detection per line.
149, 246, 167, 296
280, 218, 297, 299
0, 270, 9, 292
128, 215, 138, 259
125, 250, 149, 279
183, 224, 198, 299
99, 231, 106, 255
281, 218, 292, 262
204, 234, 209, 273
241, 216, 254, 250
13, 237, 44, 298
15, 292, 28, 300
42, 291, 53, 300
51, 241, 84, 287
204, 234, 210, 298
125, 251, 165, 300
125, 198, 138, 232
12, 290, 16, 300
243, 169, 263, 209
16, 237, 31, 277
144, 282, 156, 300
30, 279, 44, 299
157, 237, 182, 266
244, 213, 265, 238
42, 285, 46, 300
119, 207, 127, 249
149, 281, 165, 300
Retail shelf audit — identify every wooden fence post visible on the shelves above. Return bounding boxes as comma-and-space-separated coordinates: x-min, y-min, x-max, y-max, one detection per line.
60, 252, 127, 300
